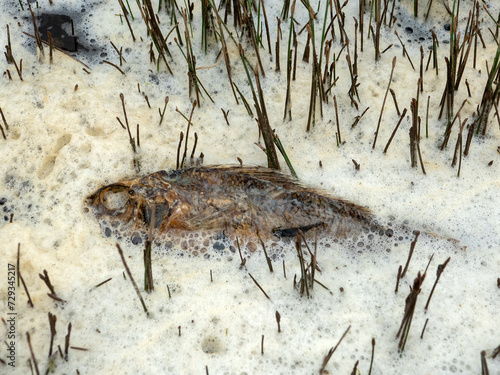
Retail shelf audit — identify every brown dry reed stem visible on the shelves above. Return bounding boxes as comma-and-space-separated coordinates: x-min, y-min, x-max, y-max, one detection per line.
26, 332, 40, 375
390, 89, 400, 116
401, 231, 420, 278
346, 106, 367, 129
425, 0, 435, 20
455, 4, 479, 92
295, 235, 309, 297
103, 60, 125, 74
47, 31, 53, 64
275, 311, 281, 332
47, 293, 66, 303
439, 2, 460, 122
28, 2, 44, 60
416, 121, 426, 174
64, 323, 72, 361
48, 312, 57, 357
201, 0, 217, 53
215, 16, 239, 105
380, 0, 391, 25
481, 350, 490, 375
394, 31, 415, 70
351, 360, 359, 375
275, 17, 281, 72
381, 44, 393, 54
118, 0, 136, 42
283, 4, 296, 121
158, 96, 170, 126
319, 325, 351, 374
424, 257, 451, 311
39, 269, 57, 296
70, 347, 88, 352
261, 335, 265, 355
110, 41, 127, 64
420, 318, 429, 339
248, 273, 271, 300
116, 244, 149, 314
492, 344, 500, 358
373, 56, 396, 149
221, 108, 230, 126
119, 93, 136, 151
240, 1, 265, 77
190, 132, 198, 160
368, 338, 375, 375
464, 120, 475, 156
419, 46, 424, 92
6, 24, 12, 63
473, 38, 500, 136
257, 232, 274, 273
116, 117, 126, 130
19, 271, 34, 307
144, 204, 155, 293
451, 117, 467, 175
359, 0, 364, 51
5, 44, 23, 81
305, 28, 322, 131
374, 0, 381, 60
141, 0, 173, 73
409, 99, 425, 173
334, 95, 341, 144
259, 0, 272, 54
252, 63, 280, 170
136, 124, 141, 148
143, 94, 151, 108
332, 0, 347, 44
236, 237, 246, 267
346, 52, 360, 109
396, 272, 425, 352
94, 278, 112, 288
232, 82, 253, 115
281, 0, 291, 20
440, 98, 467, 149
180, 101, 197, 168
395, 264, 402, 293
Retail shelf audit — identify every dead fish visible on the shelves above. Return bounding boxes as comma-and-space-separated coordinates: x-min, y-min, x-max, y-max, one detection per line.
87, 165, 382, 247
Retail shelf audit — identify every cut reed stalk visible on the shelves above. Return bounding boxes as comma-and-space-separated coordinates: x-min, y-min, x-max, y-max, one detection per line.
384, 108, 407, 154
319, 325, 351, 374
116, 244, 149, 314
373, 57, 396, 149
248, 273, 271, 300
396, 272, 425, 352
424, 257, 450, 311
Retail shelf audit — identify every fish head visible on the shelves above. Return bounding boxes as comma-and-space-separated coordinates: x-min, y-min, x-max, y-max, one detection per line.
86, 173, 182, 231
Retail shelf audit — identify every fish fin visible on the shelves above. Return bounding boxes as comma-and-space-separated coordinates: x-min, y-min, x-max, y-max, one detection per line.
272, 222, 328, 238
191, 165, 304, 189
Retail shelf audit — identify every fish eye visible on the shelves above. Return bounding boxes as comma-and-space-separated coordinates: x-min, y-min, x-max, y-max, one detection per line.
129, 190, 135, 197
102, 188, 129, 211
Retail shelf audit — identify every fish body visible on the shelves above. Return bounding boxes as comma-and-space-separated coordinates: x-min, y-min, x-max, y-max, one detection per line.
87, 165, 380, 249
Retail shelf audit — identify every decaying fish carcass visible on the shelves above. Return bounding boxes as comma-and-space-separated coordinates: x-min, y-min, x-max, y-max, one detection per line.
87, 165, 389, 254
